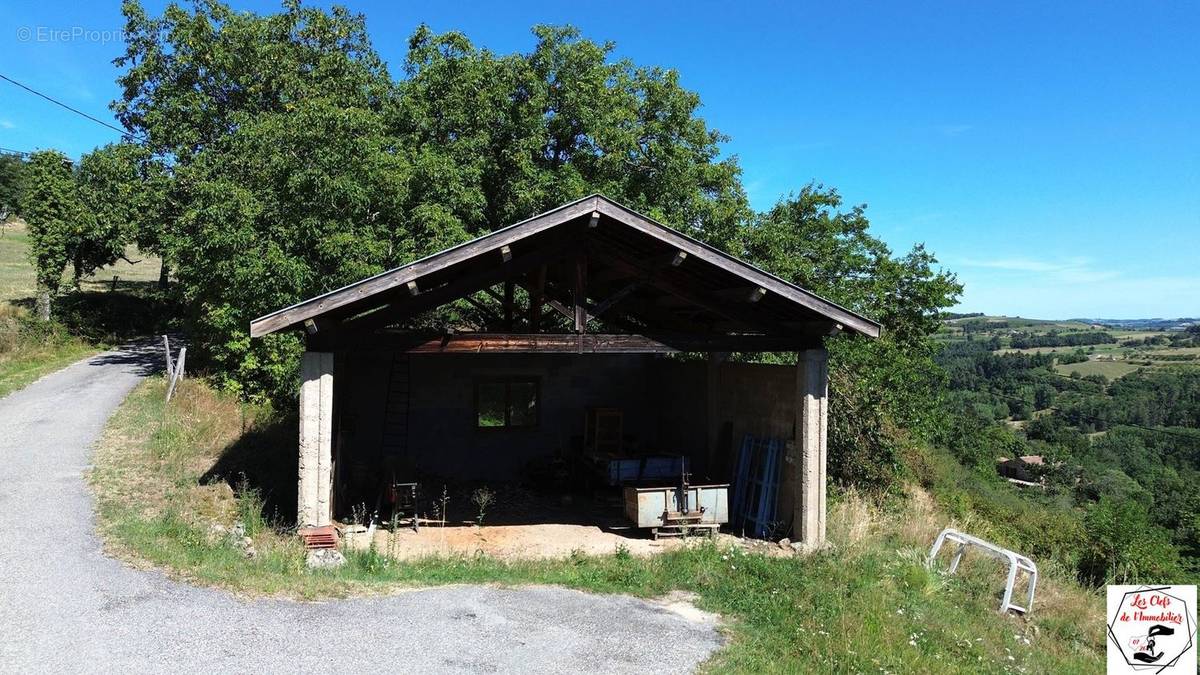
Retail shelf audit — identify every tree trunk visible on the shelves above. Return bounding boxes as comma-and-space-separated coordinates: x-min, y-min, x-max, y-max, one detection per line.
35, 283, 51, 322
158, 263, 169, 290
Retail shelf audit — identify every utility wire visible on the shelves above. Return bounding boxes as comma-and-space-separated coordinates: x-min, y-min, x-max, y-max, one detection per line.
0, 73, 145, 142
0, 147, 32, 157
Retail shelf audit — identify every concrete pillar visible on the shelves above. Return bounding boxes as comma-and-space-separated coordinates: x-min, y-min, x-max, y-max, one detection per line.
298, 351, 334, 527
794, 348, 829, 549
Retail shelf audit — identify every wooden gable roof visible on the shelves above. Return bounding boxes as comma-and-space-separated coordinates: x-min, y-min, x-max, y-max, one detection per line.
249, 195, 881, 343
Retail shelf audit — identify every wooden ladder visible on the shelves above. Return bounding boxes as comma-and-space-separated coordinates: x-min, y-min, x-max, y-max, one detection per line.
381, 353, 410, 457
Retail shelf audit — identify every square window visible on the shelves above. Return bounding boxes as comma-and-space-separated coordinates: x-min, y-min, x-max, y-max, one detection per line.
476, 382, 506, 428
475, 378, 538, 428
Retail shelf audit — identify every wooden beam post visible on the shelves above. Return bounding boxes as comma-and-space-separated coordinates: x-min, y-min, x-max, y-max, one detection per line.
298, 351, 334, 527
793, 348, 828, 550
503, 280, 514, 331
573, 255, 588, 333
529, 266, 545, 331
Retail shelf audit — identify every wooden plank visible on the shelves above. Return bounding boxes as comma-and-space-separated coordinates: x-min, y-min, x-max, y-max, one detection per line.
503, 280, 514, 331
250, 196, 601, 336
165, 346, 186, 403
589, 245, 793, 335
462, 294, 499, 326
573, 255, 587, 333
251, 194, 881, 339
592, 266, 636, 285
311, 330, 817, 353
529, 266, 546, 331
714, 286, 767, 303
408, 334, 676, 354
666, 250, 688, 267
162, 335, 173, 381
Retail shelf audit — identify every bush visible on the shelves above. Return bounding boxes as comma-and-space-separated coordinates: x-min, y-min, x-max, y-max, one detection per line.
1078, 498, 1187, 585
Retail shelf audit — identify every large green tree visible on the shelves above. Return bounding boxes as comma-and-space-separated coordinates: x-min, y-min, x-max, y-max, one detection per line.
112, 1, 751, 397
23, 148, 144, 321
75, 142, 172, 288
21, 151, 89, 320
0, 153, 27, 221
394, 24, 749, 247
741, 185, 962, 485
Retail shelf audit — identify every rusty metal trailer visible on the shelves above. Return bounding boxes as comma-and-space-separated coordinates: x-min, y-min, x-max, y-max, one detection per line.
624, 484, 729, 539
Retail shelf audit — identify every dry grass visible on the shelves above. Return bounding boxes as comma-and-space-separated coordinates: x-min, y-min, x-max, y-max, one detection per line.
93, 378, 260, 538
0, 219, 162, 307
0, 304, 96, 398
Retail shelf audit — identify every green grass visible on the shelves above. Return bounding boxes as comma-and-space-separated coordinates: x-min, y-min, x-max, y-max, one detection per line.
0, 333, 96, 398
91, 378, 1106, 673
0, 220, 169, 399
0, 220, 163, 306
1053, 360, 1142, 380
0, 222, 37, 304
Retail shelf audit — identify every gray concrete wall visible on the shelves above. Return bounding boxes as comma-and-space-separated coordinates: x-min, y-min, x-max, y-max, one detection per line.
714, 362, 796, 449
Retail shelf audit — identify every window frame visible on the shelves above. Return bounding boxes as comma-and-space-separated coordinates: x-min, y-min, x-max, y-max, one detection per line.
473, 376, 541, 430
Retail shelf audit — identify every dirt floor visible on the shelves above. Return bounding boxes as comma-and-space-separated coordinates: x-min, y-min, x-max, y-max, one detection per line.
335, 484, 792, 561
343, 523, 669, 559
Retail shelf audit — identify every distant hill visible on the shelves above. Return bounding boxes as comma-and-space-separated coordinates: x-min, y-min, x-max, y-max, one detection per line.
1067, 317, 1198, 331
944, 314, 1198, 331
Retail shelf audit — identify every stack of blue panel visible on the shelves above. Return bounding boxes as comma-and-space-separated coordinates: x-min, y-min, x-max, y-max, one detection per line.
730, 435, 784, 539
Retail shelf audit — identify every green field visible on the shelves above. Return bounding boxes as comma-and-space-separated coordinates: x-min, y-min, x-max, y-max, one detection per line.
0, 219, 164, 397
1053, 359, 1143, 379
0, 222, 36, 305
0, 220, 162, 307
939, 315, 1199, 382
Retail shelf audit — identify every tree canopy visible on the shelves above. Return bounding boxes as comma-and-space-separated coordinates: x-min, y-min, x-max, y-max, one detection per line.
0, 153, 27, 221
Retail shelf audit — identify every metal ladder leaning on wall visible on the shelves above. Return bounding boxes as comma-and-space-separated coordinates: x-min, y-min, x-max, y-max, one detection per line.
927, 528, 1039, 615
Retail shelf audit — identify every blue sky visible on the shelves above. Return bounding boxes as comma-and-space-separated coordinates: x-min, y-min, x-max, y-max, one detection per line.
2, 1, 1197, 319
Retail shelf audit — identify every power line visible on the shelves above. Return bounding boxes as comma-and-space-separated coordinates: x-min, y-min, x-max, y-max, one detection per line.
0, 147, 31, 157
0, 73, 145, 142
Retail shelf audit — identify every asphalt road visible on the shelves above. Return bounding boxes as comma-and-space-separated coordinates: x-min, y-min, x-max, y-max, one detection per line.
0, 346, 723, 673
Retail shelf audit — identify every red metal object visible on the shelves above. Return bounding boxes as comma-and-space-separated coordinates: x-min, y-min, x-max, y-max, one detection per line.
297, 525, 338, 550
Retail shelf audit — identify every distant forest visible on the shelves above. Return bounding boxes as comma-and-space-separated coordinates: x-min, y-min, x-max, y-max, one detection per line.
933, 332, 1200, 584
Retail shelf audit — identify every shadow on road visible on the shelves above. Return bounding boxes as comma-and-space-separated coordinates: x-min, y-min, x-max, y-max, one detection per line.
86, 338, 173, 378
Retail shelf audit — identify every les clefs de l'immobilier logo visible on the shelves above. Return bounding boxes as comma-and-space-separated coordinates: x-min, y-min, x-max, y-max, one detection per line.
1107, 585, 1197, 673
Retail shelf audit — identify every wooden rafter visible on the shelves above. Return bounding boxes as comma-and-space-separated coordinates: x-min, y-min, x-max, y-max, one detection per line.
250, 194, 882, 340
